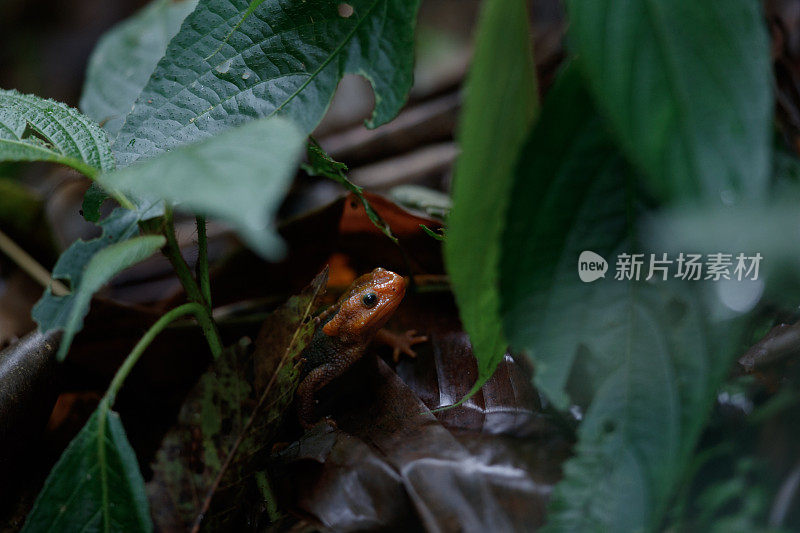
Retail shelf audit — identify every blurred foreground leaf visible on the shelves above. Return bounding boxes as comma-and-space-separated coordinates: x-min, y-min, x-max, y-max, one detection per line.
645, 200, 800, 304
444, 0, 537, 402
501, 67, 738, 531
98, 117, 304, 259
566, 0, 772, 201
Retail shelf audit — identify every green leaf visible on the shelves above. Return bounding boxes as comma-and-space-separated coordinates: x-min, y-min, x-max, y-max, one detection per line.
303, 139, 397, 243
542, 282, 729, 532
443, 0, 537, 401
419, 224, 445, 241
98, 117, 304, 259
33, 219, 165, 361
148, 270, 327, 530
22, 402, 152, 533
501, 66, 616, 408
112, 0, 422, 167
0, 89, 115, 177
80, 0, 198, 138
81, 183, 109, 223
501, 67, 737, 531
566, 0, 772, 202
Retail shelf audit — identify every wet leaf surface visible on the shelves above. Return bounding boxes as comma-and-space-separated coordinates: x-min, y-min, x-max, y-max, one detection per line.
272, 288, 569, 532
276, 353, 566, 531
79, 0, 199, 138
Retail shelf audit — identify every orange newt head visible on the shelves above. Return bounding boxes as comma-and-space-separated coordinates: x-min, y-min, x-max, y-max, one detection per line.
322, 268, 407, 342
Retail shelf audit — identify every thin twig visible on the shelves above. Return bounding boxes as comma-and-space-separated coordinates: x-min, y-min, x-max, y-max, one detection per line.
769, 458, 800, 527
739, 321, 800, 371
348, 142, 459, 190
318, 91, 460, 164
0, 228, 69, 296
196, 216, 212, 307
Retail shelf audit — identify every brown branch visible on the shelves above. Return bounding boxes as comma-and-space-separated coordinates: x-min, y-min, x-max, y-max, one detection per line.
739, 321, 800, 372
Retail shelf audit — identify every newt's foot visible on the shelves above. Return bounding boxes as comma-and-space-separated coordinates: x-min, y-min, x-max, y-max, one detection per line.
301, 417, 337, 432
271, 441, 290, 454
380, 329, 428, 362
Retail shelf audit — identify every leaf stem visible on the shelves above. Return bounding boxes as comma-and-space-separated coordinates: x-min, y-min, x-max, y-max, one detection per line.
0, 227, 69, 296
163, 208, 202, 302
63, 158, 100, 182
104, 302, 208, 406
70, 163, 136, 211
111, 192, 136, 212
196, 216, 212, 307
162, 208, 222, 357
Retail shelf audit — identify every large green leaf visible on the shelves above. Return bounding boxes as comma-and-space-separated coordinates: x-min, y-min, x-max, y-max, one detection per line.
22, 402, 152, 533
80, 0, 198, 138
0, 90, 114, 177
33, 219, 165, 361
443, 0, 537, 400
98, 117, 304, 259
148, 270, 327, 530
112, 0, 421, 167
500, 68, 736, 531
566, 0, 772, 202
501, 66, 618, 408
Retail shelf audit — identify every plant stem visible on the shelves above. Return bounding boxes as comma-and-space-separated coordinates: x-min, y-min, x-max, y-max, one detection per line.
254, 471, 282, 522
163, 208, 203, 303
162, 208, 222, 357
196, 215, 212, 307
73, 164, 136, 211
104, 302, 208, 406
0, 228, 69, 296
111, 192, 136, 212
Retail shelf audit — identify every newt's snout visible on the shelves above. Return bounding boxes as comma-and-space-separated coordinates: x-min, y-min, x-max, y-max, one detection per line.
323, 268, 407, 338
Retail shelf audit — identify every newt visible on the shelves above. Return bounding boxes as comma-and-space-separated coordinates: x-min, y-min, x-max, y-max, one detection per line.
296, 267, 427, 428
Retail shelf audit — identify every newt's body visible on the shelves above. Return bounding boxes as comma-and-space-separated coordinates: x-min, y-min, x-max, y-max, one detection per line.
296, 268, 426, 428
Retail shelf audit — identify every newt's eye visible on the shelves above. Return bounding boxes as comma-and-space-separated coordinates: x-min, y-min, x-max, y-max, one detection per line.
362, 292, 378, 308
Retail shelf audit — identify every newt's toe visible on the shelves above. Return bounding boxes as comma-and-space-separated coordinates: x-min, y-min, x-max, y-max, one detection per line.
391, 330, 428, 362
